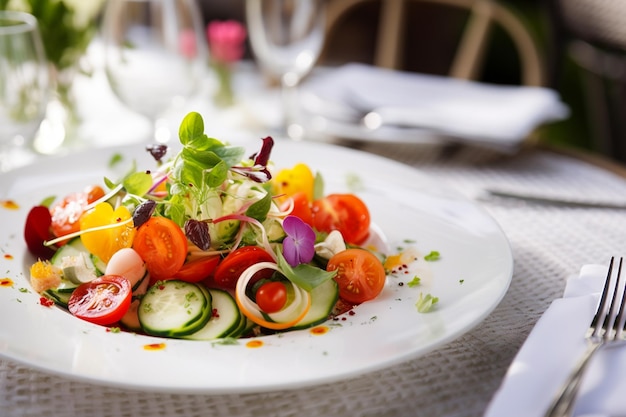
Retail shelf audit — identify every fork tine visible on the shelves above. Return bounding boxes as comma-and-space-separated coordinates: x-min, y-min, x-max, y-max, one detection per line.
590, 256, 615, 337
614, 258, 626, 339
603, 257, 624, 341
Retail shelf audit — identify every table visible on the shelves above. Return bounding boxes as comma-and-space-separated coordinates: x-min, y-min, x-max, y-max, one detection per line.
4, 65, 626, 417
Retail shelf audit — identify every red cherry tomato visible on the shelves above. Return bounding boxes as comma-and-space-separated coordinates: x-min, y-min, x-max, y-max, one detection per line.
255, 281, 288, 313
133, 217, 188, 283
50, 185, 105, 239
326, 249, 386, 304
174, 255, 221, 283
282, 191, 313, 226
213, 246, 275, 290
311, 194, 370, 245
68, 275, 132, 325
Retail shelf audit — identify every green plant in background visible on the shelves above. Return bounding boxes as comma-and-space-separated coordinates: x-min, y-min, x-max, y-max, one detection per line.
1, 0, 104, 152
1, 0, 102, 71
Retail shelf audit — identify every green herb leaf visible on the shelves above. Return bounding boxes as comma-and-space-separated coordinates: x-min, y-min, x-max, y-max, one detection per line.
40, 195, 56, 208
424, 251, 440, 261
123, 171, 153, 196
407, 276, 421, 287
276, 251, 336, 291
313, 172, 325, 201
416, 293, 439, 313
109, 153, 123, 168
178, 112, 205, 146
205, 160, 228, 188
245, 192, 271, 222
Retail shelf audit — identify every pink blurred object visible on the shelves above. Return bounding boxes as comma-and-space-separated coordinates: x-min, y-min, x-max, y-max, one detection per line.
206, 20, 247, 64
179, 29, 197, 58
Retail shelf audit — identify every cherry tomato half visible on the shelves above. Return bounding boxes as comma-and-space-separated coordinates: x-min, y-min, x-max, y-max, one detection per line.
133, 217, 188, 283
326, 248, 386, 304
68, 275, 132, 325
50, 185, 105, 239
256, 281, 287, 313
311, 194, 370, 245
174, 255, 221, 283
213, 246, 275, 290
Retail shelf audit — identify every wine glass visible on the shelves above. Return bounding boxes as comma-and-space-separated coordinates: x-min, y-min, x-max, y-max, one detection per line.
0, 11, 49, 171
246, 0, 326, 139
101, 0, 207, 144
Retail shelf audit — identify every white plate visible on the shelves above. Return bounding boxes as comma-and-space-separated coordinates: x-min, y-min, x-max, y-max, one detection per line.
0, 139, 513, 393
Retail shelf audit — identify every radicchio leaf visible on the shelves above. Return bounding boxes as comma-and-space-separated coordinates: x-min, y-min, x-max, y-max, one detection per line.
249, 136, 274, 166
133, 200, 157, 228
146, 144, 169, 162
185, 219, 211, 251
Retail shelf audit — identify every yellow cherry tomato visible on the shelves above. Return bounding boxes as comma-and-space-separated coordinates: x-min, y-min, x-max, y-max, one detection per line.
272, 163, 315, 202
79, 202, 136, 263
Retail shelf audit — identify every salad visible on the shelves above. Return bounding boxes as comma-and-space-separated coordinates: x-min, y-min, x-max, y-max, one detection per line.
23, 112, 396, 340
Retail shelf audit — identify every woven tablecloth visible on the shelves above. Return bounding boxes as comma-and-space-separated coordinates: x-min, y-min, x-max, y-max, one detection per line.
4, 138, 626, 417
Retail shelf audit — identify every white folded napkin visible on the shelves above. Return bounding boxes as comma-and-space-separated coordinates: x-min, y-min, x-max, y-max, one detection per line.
302, 64, 569, 150
485, 264, 626, 417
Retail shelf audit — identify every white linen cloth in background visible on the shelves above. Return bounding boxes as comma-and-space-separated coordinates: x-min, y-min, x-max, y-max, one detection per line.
485, 264, 626, 417
301, 64, 569, 150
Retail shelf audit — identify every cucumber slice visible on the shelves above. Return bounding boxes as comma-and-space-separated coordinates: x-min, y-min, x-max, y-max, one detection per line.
90, 254, 106, 276
44, 288, 72, 308
292, 279, 339, 330
50, 238, 89, 266
138, 280, 212, 338
184, 289, 241, 340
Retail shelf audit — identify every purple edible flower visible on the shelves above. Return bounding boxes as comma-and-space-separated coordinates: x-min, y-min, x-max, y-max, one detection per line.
282, 215, 316, 267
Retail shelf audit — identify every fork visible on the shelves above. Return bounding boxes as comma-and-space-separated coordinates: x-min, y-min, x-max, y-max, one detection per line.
544, 256, 626, 417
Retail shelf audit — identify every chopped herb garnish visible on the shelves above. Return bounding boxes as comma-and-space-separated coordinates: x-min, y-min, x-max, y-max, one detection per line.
109, 153, 123, 167
407, 276, 421, 287
424, 251, 440, 261
416, 293, 439, 313
459, 279, 465, 284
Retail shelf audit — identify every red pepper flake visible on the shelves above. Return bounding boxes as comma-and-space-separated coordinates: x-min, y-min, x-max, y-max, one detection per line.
143, 343, 166, 351
212, 308, 219, 318
348, 310, 356, 316
4, 254, 13, 260
1, 200, 19, 210
116, 217, 122, 222
0, 278, 13, 287
39, 296, 54, 307
246, 340, 263, 348
310, 326, 329, 336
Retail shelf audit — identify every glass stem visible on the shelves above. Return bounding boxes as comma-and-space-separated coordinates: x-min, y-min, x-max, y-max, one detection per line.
280, 72, 303, 140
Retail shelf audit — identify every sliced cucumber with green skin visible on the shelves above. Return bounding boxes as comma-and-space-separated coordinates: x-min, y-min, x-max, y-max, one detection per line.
138, 280, 212, 338
90, 254, 106, 276
184, 289, 241, 340
291, 279, 339, 330
50, 238, 89, 265
44, 288, 72, 308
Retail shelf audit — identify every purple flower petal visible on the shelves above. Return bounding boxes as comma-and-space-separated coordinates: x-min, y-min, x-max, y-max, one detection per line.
282, 215, 316, 267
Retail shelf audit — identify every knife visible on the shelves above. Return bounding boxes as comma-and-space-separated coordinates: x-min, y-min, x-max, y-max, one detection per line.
481, 188, 626, 209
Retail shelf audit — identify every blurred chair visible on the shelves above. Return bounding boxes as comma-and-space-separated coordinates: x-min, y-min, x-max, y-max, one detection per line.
547, 0, 626, 161
323, 0, 545, 86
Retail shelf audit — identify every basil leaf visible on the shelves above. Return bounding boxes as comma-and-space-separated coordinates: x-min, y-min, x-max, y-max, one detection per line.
276, 251, 336, 291
179, 112, 205, 146
205, 160, 228, 187
245, 191, 271, 222
123, 171, 153, 196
